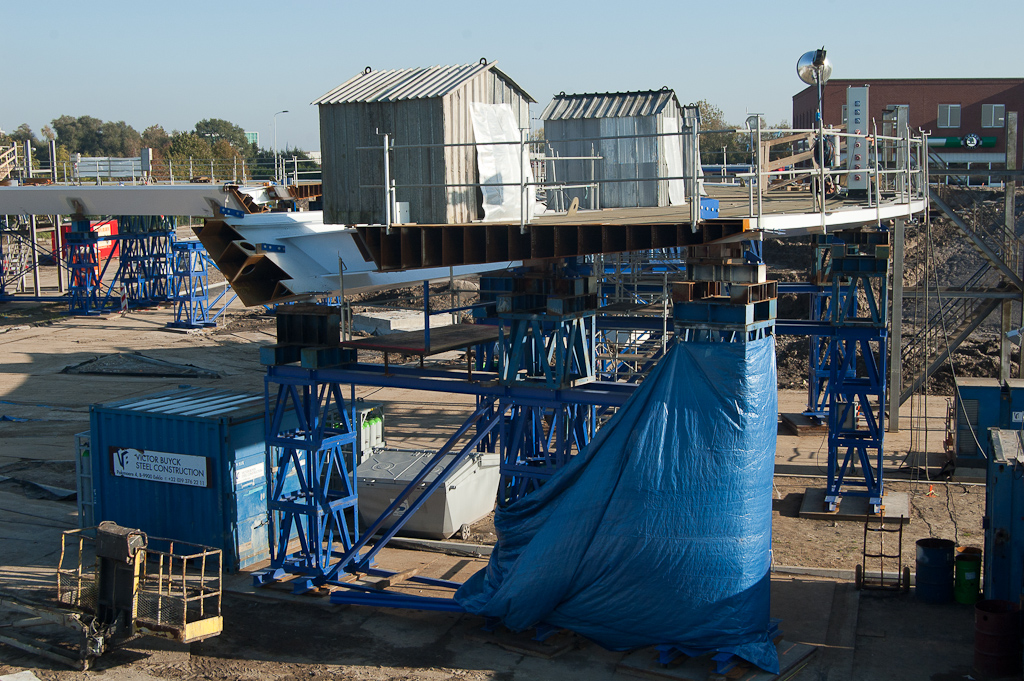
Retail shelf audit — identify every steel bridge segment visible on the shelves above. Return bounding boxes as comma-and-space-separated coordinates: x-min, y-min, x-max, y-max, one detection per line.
201, 211, 515, 307
754, 199, 927, 236
354, 217, 750, 271
0, 184, 254, 218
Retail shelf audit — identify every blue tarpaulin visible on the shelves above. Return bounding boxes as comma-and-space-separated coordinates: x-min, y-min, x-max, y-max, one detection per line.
456, 337, 779, 672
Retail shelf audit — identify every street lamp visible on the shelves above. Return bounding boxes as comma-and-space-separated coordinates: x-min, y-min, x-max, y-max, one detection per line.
797, 48, 831, 124
797, 48, 833, 211
274, 110, 289, 183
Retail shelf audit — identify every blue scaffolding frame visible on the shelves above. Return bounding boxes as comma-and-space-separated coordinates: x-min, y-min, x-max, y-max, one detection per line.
824, 238, 890, 512
66, 225, 102, 316
168, 240, 237, 328
256, 274, 629, 604
116, 216, 175, 307
63, 217, 175, 315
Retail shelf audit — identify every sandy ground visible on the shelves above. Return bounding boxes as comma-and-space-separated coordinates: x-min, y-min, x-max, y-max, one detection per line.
0, 297, 988, 680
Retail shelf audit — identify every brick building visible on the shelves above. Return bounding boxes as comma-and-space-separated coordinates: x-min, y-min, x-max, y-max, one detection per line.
793, 78, 1024, 168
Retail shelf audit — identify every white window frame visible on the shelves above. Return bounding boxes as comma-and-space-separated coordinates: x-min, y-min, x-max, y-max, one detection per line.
938, 104, 961, 129
982, 104, 1006, 129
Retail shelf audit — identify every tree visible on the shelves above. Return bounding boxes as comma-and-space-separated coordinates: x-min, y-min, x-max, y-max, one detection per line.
167, 131, 212, 160
142, 125, 171, 157
51, 115, 104, 156
8, 124, 52, 160
277, 145, 319, 181
194, 118, 250, 157
99, 120, 141, 157
695, 99, 749, 165
11, 123, 37, 143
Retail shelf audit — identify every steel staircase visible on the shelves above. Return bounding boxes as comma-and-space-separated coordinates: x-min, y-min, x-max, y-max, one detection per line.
897, 182, 1022, 404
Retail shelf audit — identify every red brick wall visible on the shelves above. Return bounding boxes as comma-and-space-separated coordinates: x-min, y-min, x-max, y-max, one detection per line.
792, 78, 1024, 163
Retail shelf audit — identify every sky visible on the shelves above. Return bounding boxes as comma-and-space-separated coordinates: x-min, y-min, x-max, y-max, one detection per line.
4, 0, 1022, 153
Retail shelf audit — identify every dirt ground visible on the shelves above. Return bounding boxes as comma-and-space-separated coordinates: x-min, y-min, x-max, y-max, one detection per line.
0, 194, 1009, 680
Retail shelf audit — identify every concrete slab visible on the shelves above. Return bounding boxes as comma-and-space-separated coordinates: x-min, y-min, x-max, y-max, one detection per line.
353, 310, 456, 335
852, 591, 975, 681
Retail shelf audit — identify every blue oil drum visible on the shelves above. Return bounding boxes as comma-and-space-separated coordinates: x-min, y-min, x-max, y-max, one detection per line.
916, 538, 956, 603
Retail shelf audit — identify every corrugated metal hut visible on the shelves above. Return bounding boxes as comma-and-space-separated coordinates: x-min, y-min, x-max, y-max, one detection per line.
314, 60, 535, 225
541, 89, 693, 210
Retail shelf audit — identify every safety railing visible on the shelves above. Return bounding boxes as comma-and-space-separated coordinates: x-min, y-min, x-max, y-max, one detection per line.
354, 112, 926, 234
357, 120, 704, 233
9, 154, 320, 187
736, 118, 928, 230
57, 527, 222, 643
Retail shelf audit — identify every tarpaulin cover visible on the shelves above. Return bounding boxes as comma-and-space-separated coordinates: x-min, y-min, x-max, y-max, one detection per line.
468, 102, 538, 222
456, 337, 779, 672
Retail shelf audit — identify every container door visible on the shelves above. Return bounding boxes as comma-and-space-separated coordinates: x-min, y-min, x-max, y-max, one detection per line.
233, 451, 269, 570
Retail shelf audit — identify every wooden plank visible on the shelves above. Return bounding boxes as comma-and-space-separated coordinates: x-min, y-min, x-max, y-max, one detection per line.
765, 149, 814, 172
762, 131, 814, 148
341, 323, 500, 355
465, 626, 580, 660
372, 567, 420, 590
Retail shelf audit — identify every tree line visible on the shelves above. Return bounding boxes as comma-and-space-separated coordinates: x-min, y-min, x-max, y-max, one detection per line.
0, 116, 315, 179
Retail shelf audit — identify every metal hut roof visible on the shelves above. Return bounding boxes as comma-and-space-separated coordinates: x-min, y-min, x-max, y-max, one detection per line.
541, 89, 682, 121
313, 60, 535, 105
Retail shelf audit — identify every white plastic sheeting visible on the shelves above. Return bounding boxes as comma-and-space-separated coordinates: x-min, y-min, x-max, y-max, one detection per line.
470, 103, 537, 222
662, 116, 686, 206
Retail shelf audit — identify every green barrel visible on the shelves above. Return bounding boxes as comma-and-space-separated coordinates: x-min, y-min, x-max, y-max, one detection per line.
955, 547, 982, 605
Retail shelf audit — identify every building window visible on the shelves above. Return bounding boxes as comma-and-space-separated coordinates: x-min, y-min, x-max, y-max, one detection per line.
938, 104, 961, 129
982, 104, 1006, 129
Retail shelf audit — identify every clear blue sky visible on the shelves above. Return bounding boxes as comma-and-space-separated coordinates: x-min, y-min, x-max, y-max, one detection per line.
4, 0, 1020, 152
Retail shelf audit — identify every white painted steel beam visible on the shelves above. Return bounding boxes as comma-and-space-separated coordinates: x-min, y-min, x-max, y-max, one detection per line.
0, 185, 254, 217
752, 199, 927, 236
211, 211, 517, 306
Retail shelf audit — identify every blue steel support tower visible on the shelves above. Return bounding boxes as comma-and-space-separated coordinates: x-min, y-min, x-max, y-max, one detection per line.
824, 228, 890, 513
478, 263, 601, 505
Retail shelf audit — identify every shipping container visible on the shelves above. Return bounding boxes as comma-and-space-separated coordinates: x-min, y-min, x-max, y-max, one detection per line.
89, 387, 296, 571
985, 429, 1024, 601
75, 431, 93, 528
954, 378, 1002, 463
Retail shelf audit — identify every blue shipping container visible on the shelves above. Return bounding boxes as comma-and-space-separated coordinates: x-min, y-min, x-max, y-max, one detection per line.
89, 387, 296, 572
955, 378, 1003, 463
985, 429, 1024, 602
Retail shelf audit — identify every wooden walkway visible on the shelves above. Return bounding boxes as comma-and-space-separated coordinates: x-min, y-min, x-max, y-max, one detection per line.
341, 323, 500, 355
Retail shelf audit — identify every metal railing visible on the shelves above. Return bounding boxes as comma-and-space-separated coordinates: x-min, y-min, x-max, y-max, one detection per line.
57, 527, 222, 642
7, 152, 321, 187
354, 115, 926, 233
